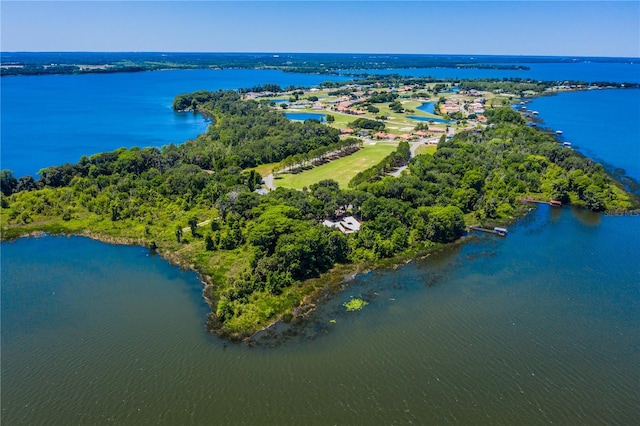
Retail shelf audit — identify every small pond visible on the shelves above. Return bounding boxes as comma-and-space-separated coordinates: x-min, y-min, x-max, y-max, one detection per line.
284, 112, 326, 122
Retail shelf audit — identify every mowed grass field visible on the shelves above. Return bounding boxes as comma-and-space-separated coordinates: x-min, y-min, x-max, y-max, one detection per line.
414, 144, 437, 156
275, 141, 397, 189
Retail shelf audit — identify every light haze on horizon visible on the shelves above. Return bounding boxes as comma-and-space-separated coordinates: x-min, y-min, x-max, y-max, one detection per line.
1, 1, 639, 58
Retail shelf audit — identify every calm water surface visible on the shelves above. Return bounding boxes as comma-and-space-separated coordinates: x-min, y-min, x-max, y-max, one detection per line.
347, 61, 640, 83
2, 62, 639, 425
284, 112, 327, 122
526, 89, 640, 182
2, 207, 638, 424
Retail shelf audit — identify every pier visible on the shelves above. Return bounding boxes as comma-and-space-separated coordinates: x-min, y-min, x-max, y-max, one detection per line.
520, 197, 563, 207
468, 226, 508, 236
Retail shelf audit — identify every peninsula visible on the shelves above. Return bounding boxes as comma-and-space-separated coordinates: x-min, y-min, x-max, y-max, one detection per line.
1, 79, 636, 340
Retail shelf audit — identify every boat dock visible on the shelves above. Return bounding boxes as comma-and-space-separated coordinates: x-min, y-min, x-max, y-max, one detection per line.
468, 226, 508, 236
520, 197, 563, 207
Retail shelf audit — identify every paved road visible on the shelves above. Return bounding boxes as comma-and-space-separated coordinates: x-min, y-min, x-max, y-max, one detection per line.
263, 173, 276, 191
389, 138, 439, 177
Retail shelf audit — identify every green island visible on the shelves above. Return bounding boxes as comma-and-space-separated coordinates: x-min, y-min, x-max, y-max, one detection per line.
1, 79, 637, 340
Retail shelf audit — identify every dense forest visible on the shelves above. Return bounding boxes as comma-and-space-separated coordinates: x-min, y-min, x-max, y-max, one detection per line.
0, 90, 634, 339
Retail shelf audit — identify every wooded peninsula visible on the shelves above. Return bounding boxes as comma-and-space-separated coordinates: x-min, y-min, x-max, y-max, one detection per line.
1, 78, 637, 340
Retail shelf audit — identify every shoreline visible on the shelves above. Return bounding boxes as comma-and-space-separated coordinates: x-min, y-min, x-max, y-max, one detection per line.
2, 86, 637, 342
2, 182, 636, 343
0, 209, 523, 344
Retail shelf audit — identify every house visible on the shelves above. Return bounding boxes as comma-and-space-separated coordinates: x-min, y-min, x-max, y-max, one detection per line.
322, 216, 361, 234
340, 128, 355, 134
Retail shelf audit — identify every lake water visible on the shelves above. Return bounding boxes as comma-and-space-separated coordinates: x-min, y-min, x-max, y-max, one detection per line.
1, 69, 347, 177
525, 89, 640, 182
2, 61, 640, 424
346, 61, 640, 84
408, 115, 451, 124
2, 206, 638, 424
406, 101, 452, 124
417, 101, 437, 114
284, 112, 326, 122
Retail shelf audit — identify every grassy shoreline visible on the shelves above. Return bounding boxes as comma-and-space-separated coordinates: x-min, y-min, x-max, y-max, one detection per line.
0, 199, 530, 343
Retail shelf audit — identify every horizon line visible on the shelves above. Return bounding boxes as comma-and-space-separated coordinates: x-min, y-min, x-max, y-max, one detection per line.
3, 51, 639, 60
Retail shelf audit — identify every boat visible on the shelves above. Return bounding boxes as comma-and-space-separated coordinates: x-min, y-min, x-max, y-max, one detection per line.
493, 227, 508, 236
549, 200, 562, 207
556, 130, 563, 135
562, 142, 572, 147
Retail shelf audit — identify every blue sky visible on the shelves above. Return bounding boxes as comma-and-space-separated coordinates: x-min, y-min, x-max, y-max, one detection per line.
2, 1, 639, 57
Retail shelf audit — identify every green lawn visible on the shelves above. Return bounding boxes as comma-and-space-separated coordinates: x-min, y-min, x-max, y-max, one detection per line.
246, 162, 279, 177
275, 142, 397, 189
414, 144, 437, 156
277, 95, 460, 138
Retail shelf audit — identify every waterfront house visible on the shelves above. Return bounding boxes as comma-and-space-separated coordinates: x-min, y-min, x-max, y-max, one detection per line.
322, 216, 361, 234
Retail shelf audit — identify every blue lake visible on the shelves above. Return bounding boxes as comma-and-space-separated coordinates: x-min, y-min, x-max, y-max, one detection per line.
345, 61, 640, 83
1, 69, 348, 177
2, 207, 638, 424
408, 115, 451, 124
284, 112, 326, 122
526, 89, 640, 182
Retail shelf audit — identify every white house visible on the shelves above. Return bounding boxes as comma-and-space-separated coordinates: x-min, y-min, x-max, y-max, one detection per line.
322, 216, 361, 234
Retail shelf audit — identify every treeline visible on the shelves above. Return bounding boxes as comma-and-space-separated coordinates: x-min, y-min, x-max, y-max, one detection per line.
1, 64, 157, 77
273, 138, 363, 174
349, 141, 412, 187
349, 118, 385, 131
237, 83, 284, 94
320, 75, 639, 93
2, 52, 534, 78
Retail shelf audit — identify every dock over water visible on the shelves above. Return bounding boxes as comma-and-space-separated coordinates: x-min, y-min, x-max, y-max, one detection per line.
520, 197, 563, 207
468, 226, 508, 236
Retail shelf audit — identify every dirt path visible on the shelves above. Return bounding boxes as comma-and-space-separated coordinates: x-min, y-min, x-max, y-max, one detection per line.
182, 219, 211, 233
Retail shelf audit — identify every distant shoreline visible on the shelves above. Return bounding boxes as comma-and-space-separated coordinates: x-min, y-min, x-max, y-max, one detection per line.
3, 51, 637, 78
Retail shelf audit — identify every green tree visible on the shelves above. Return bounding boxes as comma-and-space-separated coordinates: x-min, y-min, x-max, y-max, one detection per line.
0, 170, 17, 196
205, 234, 216, 251
188, 216, 198, 237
